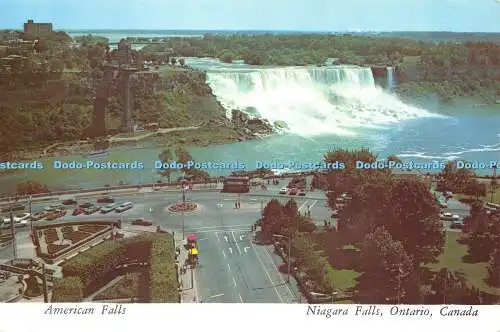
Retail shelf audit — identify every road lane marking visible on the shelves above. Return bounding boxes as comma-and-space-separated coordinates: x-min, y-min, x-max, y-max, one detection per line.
310, 200, 317, 209
262, 246, 295, 300
222, 249, 226, 258
232, 231, 242, 255
192, 228, 250, 234
249, 241, 284, 303
239, 235, 244, 241
298, 200, 309, 212
233, 277, 237, 288
244, 247, 250, 253
208, 293, 224, 299
227, 263, 231, 271
215, 232, 220, 242
224, 235, 229, 242
239, 294, 244, 303
228, 247, 233, 254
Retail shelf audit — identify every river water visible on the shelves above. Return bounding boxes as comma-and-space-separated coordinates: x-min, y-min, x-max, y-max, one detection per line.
1, 58, 499, 193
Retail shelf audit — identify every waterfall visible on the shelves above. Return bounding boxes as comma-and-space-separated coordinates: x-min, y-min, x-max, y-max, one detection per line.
387, 66, 395, 89
203, 65, 437, 136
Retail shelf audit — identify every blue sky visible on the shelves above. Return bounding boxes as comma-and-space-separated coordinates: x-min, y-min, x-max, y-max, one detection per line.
1, 0, 500, 32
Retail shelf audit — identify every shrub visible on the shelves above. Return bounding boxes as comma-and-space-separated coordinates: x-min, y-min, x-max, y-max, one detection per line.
52, 232, 178, 302
79, 225, 107, 233
51, 277, 84, 302
24, 275, 42, 297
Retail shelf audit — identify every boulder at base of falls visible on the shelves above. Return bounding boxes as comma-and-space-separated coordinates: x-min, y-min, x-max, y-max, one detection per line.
274, 121, 289, 130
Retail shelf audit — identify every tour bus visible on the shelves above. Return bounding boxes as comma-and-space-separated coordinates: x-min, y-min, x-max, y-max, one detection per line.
221, 176, 250, 193
115, 201, 133, 212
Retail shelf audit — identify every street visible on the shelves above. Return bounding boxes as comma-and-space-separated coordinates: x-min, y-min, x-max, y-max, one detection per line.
0, 187, 330, 303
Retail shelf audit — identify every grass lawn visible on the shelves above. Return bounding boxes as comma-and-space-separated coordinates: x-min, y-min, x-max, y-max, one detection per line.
427, 231, 499, 296
331, 268, 359, 293
455, 185, 500, 204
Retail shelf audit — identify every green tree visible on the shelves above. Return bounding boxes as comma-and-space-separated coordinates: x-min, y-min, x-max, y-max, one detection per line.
438, 161, 475, 193
359, 227, 414, 302
16, 180, 49, 195
428, 268, 481, 304
262, 199, 285, 235
487, 249, 500, 287
341, 178, 444, 267
158, 149, 174, 182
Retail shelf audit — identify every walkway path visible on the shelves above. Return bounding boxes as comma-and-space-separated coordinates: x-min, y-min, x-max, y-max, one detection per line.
83, 275, 125, 302
109, 124, 202, 143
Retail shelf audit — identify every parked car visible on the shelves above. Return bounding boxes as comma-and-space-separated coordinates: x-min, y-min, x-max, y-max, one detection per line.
1, 204, 25, 213
100, 204, 117, 214
288, 188, 298, 195
331, 209, 339, 218
131, 218, 153, 226
279, 187, 287, 194
97, 196, 114, 203
115, 202, 133, 213
78, 202, 93, 209
450, 222, 464, 229
30, 211, 47, 221
15, 213, 31, 221
45, 209, 66, 221
298, 189, 306, 196
72, 208, 85, 216
84, 206, 100, 215
62, 198, 77, 205
439, 212, 460, 221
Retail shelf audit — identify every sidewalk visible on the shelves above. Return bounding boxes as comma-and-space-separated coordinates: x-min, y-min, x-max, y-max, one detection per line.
174, 233, 199, 303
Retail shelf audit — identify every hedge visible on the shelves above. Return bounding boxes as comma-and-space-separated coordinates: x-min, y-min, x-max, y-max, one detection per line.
51, 277, 84, 302
52, 233, 178, 302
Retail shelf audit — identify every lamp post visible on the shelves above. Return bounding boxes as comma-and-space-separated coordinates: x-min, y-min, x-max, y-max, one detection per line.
273, 234, 291, 283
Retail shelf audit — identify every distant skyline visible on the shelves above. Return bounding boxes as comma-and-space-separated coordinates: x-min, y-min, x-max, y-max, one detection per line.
1, 0, 500, 32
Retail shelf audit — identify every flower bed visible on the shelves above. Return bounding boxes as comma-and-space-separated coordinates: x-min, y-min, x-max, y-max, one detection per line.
167, 202, 198, 212
44, 229, 59, 243
79, 225, 107, 233
47, 243, 70, 255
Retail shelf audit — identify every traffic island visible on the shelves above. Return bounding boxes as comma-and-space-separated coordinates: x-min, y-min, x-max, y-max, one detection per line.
167, 202, 199, 214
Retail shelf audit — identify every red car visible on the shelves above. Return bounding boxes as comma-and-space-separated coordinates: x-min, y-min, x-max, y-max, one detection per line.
72, 208, 85, 216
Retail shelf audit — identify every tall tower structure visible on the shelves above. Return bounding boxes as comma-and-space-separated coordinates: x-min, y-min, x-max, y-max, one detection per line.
120, 66, 138, 133
91, 63, 118, 137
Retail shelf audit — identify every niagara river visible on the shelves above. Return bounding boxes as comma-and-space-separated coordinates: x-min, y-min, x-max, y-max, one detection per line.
0, 57, 499, 192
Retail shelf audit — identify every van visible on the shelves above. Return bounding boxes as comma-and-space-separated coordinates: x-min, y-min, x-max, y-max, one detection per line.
115, 202, 133, 213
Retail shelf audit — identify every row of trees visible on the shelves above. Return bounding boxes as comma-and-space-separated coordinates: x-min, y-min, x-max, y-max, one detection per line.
276, 148, 495, 303
157, 146, 210, 183
463, 201, 500, 287
143, 34, 500, 102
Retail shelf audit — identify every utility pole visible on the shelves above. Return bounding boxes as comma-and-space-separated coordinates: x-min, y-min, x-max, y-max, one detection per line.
287, 235, 291, 284
181, 210, 185, 239
41, 264, 49, 303
490, 165, 497, 203
9, 208, 17, 260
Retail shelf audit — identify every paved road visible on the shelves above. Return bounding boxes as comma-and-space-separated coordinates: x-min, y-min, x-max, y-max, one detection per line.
1, 188, 329, 302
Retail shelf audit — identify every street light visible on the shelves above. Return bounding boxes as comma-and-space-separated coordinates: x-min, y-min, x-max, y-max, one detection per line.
273, 234, 291, 283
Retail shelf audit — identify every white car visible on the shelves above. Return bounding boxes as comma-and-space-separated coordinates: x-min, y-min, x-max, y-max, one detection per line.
440, 212, 460, 221
15, 213, 31, 221
279, 187, 287, 194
